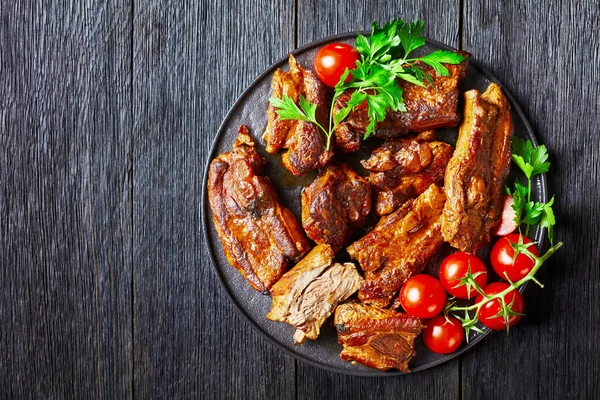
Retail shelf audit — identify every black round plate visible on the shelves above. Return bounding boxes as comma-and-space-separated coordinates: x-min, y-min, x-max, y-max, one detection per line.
201, 33, 547, 376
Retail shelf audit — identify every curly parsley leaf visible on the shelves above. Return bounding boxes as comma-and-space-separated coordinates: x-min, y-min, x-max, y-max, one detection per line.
530, 145, 551, 175
512, 137, 550, 179
398, 19, 425, 57
540, 196, 556, 245
521, 201, 546, 225
507, 138, 557, 243
269, 96, 312, 122
336, 19, 464, 139
269, 95, 330, 147
413, 50, 467, 77
507, 180, 529, 224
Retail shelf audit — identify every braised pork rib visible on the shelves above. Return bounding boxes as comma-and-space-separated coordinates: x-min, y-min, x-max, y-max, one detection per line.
301, 163, 372, 251
334, 303, 425, 372
264, 55, 333, 175
333, 54, 469, 153
347, 184, 446, 307
267, 244, 363, 344
208, 125, 311, 294
362, 131, 454, 216
442, 83, 514, 253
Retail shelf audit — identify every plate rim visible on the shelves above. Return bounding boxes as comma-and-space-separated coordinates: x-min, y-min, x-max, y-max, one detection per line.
200, 31, 548, 377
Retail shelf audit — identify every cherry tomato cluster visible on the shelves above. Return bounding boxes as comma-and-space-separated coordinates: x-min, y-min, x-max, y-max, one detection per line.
397, 233, 539, 354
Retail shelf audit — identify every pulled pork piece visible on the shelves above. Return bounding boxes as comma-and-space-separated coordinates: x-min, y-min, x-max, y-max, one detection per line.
334, 303, 425, 372
264, 54, 333, 175
442, 83, 514, 253
347, 184, 446, 307
333, 53, 469, 153
362, 131, 454, 216
301, 163, 372, 251
267, 244, 363, 344
208, 125, 312, 294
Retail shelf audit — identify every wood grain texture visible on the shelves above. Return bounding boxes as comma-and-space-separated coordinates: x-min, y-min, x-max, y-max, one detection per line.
0, 0, 133, 398
461, 1, 600, 399
297, 0, 461, 47
296, 2, 461, 398
2, 0, 599, 398
131, 1, 296, 398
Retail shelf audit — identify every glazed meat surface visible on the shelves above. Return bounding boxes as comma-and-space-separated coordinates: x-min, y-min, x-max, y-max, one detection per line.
267, 244, 363, 344
208, 125, 312, 294
333, 54, 469, 153
362, 131, 454, 216
334, 303, 425, 372
347, 184, 446, 307
442, 83, 514, 253
301, 163, 372, 251
264, 54, 333, 175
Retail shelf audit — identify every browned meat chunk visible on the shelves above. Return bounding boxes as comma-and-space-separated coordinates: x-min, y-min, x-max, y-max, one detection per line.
347, 184, 446, 307
334, 303, 425, 372
264, 55, 333, 175
208, 125, 312, 294
333, 54, 469, 153
442, 83, 514, 253
301, 163, 371, 251
267, 244, 363, 344
363, 131, 454, 216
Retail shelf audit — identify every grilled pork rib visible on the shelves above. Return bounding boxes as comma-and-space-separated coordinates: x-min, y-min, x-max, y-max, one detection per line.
347, 184, 446, 307
264, 54, 333, 175
301, 163, 372, 251
362, 131, 454, 216
208, 125, 311, 293
267, 244, 363, 344
333, 54, 469, 153
334, 303, 425, 372
442, 83, 514, 253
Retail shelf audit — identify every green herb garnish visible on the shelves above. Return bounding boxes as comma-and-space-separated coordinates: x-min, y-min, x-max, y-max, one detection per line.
270, 19, 466, 150
506, 137, 556, 243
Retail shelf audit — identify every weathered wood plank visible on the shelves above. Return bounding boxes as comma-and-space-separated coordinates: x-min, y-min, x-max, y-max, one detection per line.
2, 0, 598, 398
462, 1, 600, 399
295, 2, 461, 398
131, 1, 296, 398
298, 0, 461, 48
0, 0, 133, 398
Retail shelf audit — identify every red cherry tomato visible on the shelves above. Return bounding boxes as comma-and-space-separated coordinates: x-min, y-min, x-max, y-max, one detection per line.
422, 315, 465, 354
476, 282, 525, 331
314, 43, 359, 87
399, 274, 447, 318
491, 195, 518, 236
491, 233, 540, 282
439, 252, 488, 299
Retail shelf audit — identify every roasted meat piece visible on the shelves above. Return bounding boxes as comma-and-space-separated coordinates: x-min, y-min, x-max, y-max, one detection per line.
334, 303, 425, 372
208, 125, 312, 294
362, 131, 454, 216
264, 54, 333, 175
301, 163, 371, 251
347, 184, 446, 307
333, 54, 469, 153
267, 244, 363, 344
442, 83, 514, 253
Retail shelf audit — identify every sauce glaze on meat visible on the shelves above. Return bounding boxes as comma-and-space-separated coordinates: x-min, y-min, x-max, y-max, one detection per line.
264, 55, 333, 176
208, 125, 311, 294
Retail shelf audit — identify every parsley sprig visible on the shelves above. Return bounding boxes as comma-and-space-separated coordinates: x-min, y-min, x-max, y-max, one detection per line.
446, 238, 563, 339
506, 137, 556, 243
269, 19, 466, 150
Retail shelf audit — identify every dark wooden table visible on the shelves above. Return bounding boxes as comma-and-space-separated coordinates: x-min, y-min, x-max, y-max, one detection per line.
2, 1, 599, 398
